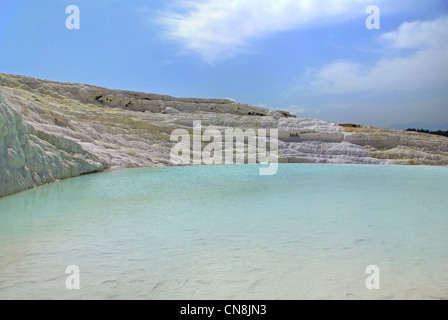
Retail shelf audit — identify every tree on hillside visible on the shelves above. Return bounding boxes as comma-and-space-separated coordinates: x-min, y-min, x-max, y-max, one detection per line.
406, 128, 448, 138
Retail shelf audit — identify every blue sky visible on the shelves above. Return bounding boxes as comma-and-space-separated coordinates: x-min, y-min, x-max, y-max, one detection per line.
0, 0, 447, 129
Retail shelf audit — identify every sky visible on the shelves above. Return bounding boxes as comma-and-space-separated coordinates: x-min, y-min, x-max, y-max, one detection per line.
0, 0, 447, 129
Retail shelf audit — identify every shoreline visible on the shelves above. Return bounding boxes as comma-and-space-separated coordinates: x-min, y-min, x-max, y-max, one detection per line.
2, 162, 447, 200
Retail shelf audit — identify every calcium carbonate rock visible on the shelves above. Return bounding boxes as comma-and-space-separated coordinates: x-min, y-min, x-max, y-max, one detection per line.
0, 89, 104, 198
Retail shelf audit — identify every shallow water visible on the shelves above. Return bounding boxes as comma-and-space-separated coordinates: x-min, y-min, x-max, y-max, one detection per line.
0, 164, 447, 300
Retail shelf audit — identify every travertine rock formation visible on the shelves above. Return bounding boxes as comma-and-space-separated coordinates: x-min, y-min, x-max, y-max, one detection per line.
0, 91, 103, 197
1, 73, 447, 197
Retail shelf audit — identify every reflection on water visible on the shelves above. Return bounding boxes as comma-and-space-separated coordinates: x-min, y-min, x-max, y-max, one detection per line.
0, 164, 447, 300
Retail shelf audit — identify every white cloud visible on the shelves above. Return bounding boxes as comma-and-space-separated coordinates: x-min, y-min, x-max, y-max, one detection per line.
282, 105, 311, 117
158, 0, 376, 62
297, 16, 448, 94
287, 16, 448, 127
382, 16, 448, 50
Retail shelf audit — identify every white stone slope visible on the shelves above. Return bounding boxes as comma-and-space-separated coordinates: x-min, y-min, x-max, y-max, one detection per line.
0, 91, 103, 197
1, 73, 447, 197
